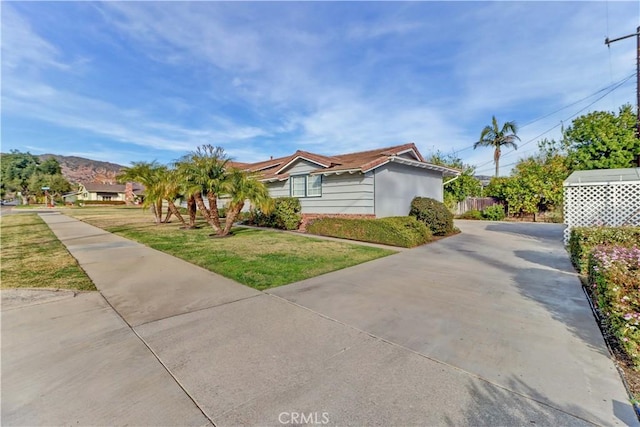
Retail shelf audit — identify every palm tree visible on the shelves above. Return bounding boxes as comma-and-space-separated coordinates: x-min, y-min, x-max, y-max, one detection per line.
118, 161, 165, 224
156, 167, 186, 227
474, 116, 520, 177
175, 145, 229, 234
220, 168, 272, 236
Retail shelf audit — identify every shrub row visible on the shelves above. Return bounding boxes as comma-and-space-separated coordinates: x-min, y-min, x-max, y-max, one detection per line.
409, 197, 453, 235
78, 200, 126, 206
588, 245, 640, 369
246, 197, 302, 230
307, 216, 432, 248
457, 205, 506, 221
569, 226, 640, 275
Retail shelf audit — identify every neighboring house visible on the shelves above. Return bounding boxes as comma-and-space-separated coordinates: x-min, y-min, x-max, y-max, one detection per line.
235, 143, 459, 218
63, 182, 145, 204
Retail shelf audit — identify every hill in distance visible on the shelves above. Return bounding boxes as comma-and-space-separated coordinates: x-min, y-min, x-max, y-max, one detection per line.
39, 154, 125, 185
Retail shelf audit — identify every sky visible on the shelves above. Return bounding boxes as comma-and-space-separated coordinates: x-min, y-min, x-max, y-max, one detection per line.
2, 1, 639, 176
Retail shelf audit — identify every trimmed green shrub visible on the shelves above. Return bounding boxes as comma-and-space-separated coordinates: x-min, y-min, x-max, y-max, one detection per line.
248, 197, 302, 230
409, 197, 453, 235
482, 204, 506, 221
458, 209, 483, 220
307, 216, 432, 248
569, 226, 640, 275
81, 200, 126, 205
589, 245, 640, 369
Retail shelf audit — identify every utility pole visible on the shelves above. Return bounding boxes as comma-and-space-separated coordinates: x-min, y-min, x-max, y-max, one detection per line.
605, 26, 640, 166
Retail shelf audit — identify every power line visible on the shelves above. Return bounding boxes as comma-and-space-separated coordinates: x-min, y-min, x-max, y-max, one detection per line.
471, 72, 635, 173
451, 72, 635, 157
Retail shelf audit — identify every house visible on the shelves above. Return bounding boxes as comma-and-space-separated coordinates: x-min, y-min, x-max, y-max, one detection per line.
63, 182, 145, 204
235, 143, 459, 219
563, 167, 640, 243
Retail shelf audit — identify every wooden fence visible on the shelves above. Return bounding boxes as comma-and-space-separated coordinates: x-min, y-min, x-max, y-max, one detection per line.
455, 197, 502, 215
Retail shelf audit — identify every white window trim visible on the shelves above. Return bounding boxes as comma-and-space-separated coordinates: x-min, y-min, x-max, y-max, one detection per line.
290, 174, 322, 198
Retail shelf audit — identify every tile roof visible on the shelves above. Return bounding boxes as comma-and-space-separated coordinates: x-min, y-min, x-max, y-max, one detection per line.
82, 182, 145, 194
237, 143, 459, 181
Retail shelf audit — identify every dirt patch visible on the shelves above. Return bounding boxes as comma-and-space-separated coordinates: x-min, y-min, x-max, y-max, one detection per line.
0, 289, 81, 310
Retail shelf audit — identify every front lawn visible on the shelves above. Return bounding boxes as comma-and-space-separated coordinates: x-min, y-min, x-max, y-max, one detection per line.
0, 214, 96, 291
61, 207, 396, 290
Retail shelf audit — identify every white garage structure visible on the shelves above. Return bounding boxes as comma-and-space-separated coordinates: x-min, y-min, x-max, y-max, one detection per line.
563, 168, 640, 243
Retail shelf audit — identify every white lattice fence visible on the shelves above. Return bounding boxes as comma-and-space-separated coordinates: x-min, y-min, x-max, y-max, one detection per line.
564, 181, 640, 243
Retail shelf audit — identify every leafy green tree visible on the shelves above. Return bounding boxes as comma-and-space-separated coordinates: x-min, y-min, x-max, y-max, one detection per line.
0, 151, 70, 204
474, 116, 520, 177
563, 104, 640, 170
427, 151, 482, 208
485, 141, 570, 219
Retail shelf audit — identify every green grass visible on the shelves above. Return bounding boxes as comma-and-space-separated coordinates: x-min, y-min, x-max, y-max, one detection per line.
1, 214, 96, 290
62, 206, 396, 290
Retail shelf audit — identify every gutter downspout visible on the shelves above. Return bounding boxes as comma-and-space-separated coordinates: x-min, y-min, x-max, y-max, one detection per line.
443, 176, 460, 186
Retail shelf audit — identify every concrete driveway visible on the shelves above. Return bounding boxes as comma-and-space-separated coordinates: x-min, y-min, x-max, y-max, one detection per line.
2, 214, 637, 426
270, 220, 637, 425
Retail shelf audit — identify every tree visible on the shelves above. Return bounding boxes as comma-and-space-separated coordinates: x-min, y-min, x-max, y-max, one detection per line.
0, 151, 70, 204
427, 151, 482, 208
474, 116, 520, 177
485, 140, 570, 219
219, 168, 271, 236
156, 167, 186, 227
117, 161, 165, 224
563, 104, 640, 170
176, 145, 230, 234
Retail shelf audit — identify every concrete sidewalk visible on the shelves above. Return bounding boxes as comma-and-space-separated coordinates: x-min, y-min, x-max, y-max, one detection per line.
2, 212, 637, 426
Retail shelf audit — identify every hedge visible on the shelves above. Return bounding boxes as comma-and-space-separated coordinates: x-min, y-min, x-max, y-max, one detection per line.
306, 216, 432, 248
79, 200, 126, 206
247, 197, 302, 230
409, 197, 453, 235
569, 226, 640, 275
588, 245, 640, 369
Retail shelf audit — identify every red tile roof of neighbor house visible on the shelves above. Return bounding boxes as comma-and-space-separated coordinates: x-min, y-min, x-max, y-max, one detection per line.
232, 143, 460, 181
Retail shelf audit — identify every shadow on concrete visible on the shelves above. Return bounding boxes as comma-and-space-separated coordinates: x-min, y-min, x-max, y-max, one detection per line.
448, 375, 608, 426
459, 245, 608, 357
485, 222, 566, 244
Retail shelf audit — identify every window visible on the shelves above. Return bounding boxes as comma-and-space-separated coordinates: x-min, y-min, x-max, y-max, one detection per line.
102, 196, 112, 201
307, 174, 322, 197
290, 174, 322, 197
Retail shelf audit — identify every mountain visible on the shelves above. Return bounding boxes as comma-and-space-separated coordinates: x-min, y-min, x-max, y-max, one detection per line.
38, 154, 125, 185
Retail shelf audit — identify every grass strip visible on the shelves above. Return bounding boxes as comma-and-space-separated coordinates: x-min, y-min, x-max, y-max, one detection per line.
1, 214, 96, 290
62, 207, 396, 290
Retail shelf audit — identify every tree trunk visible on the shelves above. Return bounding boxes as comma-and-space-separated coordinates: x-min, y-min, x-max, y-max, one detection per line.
194, 192, 221, 233
163, 205, 173, 223
151, 203, 161, 224
167, 199, 186, 226
187, 195, 197, 228
207, 192, 223, 232
156, 200, 163, 224
221, 202, 243, 236
494, 147, 501, 177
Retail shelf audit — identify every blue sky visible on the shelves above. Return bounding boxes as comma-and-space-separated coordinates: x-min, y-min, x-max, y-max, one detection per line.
2, 1, 639, 176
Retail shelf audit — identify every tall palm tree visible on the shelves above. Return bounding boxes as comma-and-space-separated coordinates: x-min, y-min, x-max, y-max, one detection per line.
220, 168, 272, 236
175, 145, 229, 234
474, 116, 520, 177
118, 161, 165, 224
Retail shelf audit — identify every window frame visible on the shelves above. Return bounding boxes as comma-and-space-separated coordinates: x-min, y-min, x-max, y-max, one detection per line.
290, 174, 322, 198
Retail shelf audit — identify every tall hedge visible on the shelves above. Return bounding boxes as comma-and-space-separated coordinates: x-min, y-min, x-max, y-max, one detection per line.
307, 216, 432, 248
569, 226, 640, 275
409, 197, 454, 235
249, 197, 302, 230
